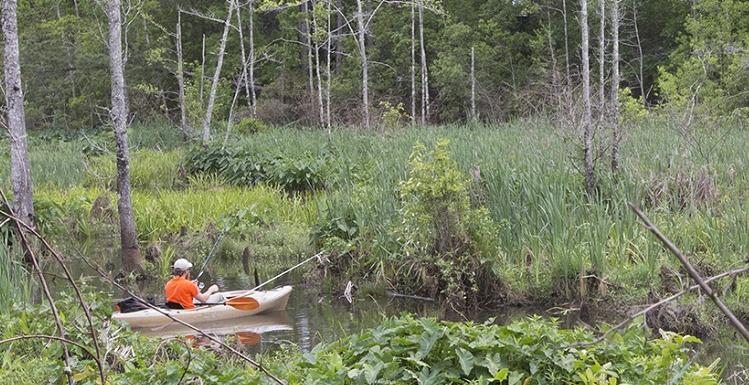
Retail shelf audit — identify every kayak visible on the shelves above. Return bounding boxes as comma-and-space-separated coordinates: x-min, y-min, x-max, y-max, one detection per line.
136, 311, 292, 338
112, 286, 292, 328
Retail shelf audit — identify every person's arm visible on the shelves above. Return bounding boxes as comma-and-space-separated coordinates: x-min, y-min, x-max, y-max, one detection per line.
195, 284, 219, 303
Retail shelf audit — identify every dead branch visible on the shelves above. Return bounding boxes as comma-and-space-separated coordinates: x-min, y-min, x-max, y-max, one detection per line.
0, 190, 106, 383
630, 203, 749, 343
0, 335, 101, 365
576, 266, 749, 347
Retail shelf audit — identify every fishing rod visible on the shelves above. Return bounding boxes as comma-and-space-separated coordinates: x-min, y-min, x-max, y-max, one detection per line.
233, 252, 323, 297
194, 225, 231, 286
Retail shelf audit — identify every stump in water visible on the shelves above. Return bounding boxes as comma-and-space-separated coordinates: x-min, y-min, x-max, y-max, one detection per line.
644, 289, 713, 337
145, 244, 162, 263
242, 247, 251, 275
90, 195, 115, 223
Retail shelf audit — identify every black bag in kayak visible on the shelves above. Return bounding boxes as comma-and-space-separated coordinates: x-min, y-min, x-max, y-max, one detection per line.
115, 296, 155, 313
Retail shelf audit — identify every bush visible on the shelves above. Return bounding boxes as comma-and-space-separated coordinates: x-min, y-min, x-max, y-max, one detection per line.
394, 140, 501, 308
234, 117, 270, 135
185, 144, 328, 193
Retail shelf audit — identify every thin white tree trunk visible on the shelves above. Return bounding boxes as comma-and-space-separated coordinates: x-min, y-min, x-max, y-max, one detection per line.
248, 0, 257, 116
580, 0, 594, 195
176, 12, 189, 139
410, 1, 416, 125
355, 0, 370, 129
598, 0, 605, 121
326, 0, 332, 131
610, 0, 621, 172
334, 0, 343, 74
303, 1, 314, 103
202, 2, 235, 145
107, 0, 142, 272
312, 0, 325, 126
418, 2, 429, 124
633, 0, 645, 101
2, 0, 34, 228
470, 46, 476, 122
235, 2, 251, 113
562, 0, 571, 87
200, 34, 206, 104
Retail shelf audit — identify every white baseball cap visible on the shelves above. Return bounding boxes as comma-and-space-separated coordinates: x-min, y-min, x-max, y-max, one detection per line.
173, 258, 193, 270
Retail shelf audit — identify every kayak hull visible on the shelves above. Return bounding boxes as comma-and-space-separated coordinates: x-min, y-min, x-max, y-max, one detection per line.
112, 286, 292, 328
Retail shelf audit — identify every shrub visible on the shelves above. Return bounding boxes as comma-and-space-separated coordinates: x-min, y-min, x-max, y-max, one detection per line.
234, 117, 270, 135
395, 140, 501, 308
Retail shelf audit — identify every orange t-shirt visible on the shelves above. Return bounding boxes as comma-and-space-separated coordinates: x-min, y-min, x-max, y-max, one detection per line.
165, 276, 199, 309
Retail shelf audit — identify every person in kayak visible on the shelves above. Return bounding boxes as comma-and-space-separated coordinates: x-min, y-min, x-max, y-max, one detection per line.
165, 258, 222, 309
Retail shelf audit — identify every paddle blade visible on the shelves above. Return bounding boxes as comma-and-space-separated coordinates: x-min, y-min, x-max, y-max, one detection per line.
226, 296, 259, 311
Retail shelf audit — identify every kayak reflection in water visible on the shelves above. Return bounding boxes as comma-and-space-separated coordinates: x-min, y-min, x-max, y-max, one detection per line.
164, 258, 223, 309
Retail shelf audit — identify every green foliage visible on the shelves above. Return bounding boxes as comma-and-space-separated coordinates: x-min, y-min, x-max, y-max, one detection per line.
234, 117, 270, 135
291, 315, 720, 385
395, 140, 500, 306
0, 232, 33, 308
379, 101, 407, 129
84, 149, 183, 190
185, 144, 328, 192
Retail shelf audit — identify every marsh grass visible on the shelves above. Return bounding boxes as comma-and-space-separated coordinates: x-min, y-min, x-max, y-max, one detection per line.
12, 117, 749, 302
0, 232, 33, 308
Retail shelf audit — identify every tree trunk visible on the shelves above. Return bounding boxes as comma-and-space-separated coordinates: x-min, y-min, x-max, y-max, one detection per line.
334, 0, 343, 74
355, 0, 370, 129
107, 0, 142, 272
410, 1, 416, 125
597, 0, 605, 121
200, 34, 206, 104
470, 46, 476, 122
633, 0, 645, 101
610, 0, 621, 173
235, 0, 251, 113
580, 0, 594, 195
303, 1, 314, 103
562, 0, 571, 87
2, 0, 34, 228
175, 12, 189, 140
326, 0, 332, 131
202, 2, 235, 145
248, 0, 257, 116
418, 2, 430, 125
312, 0, 325, 126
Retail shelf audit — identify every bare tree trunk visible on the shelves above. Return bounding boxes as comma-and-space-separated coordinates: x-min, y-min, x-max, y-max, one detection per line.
610, 0, 621, 173
334, 0, 343, 74
200, 34, 206, 104
202, 2, 235, 145
312, 0, 325, 126
235, 1, 251, 113
633, 0, 645, 101
107, 0, 142, 272
597, 0, 606, 158
248, 0, 257, 116
355, 0, 370, 129
418, 1, 429, 125
470, 45, 476, 122
175, 12, 189, 140
410, 1, 416, 125
2, 0, 34, 228
326, 0, 332, 131
303, 1, 314, 103
562, 0, 571, 87
580, 0, 594, 195
597, 0, 605, 121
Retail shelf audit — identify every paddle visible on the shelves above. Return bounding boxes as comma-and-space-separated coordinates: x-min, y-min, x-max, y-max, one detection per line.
198, 296, 260, 311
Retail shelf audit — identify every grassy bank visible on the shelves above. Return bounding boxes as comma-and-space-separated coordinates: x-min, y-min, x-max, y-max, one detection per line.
2, 119, 748, 310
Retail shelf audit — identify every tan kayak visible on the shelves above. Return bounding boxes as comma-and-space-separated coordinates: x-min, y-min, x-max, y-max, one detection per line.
112, 286, 293, 328
136, 311, 292, 338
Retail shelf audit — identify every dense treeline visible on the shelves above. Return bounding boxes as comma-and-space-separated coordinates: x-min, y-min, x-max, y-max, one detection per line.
7, 0, 746, 130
